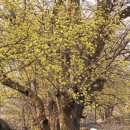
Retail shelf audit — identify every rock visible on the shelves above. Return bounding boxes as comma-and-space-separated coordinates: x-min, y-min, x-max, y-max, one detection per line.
90, 128, 98, 130
0, 119, 11, 130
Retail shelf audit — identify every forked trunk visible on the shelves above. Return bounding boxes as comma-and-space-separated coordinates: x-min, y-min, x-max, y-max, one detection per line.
48, 100, 60, 130
60, 101, 83, 130
60, 115, 81, 130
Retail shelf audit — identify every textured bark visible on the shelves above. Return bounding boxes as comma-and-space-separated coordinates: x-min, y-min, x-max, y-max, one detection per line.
55, 91, 83, 130
60, 102, 83, 130
48, 100, 60, 130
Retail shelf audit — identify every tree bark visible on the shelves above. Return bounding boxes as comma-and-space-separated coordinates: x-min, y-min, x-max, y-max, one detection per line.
48, 100, 60, 130
60, 102, 83, 130
55, 92, 83, 130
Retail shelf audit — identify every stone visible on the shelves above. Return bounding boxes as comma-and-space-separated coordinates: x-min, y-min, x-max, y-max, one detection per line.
0, 119, 11, 130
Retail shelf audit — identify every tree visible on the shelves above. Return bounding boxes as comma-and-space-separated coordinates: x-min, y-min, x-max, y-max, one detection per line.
0, 0, 130, 130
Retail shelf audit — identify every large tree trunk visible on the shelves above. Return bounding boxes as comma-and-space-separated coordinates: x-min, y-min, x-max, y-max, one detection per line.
48, 100, 60, 130
60, 102, 83, 130
48, 98, 83, 130
55, 92, 83, 130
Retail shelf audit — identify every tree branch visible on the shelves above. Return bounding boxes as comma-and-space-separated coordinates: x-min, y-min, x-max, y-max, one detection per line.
1, 77, 50, 130
120, 6, 130, 19
2, 78, 29, 96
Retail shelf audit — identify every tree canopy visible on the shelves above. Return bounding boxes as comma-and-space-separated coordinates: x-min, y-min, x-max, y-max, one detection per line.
0, 0, 130, 130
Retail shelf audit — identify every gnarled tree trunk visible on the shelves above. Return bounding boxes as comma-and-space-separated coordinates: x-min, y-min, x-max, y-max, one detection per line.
48, 100, 60, 130
55, 91, 83, 130
60, 102, 83, 130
